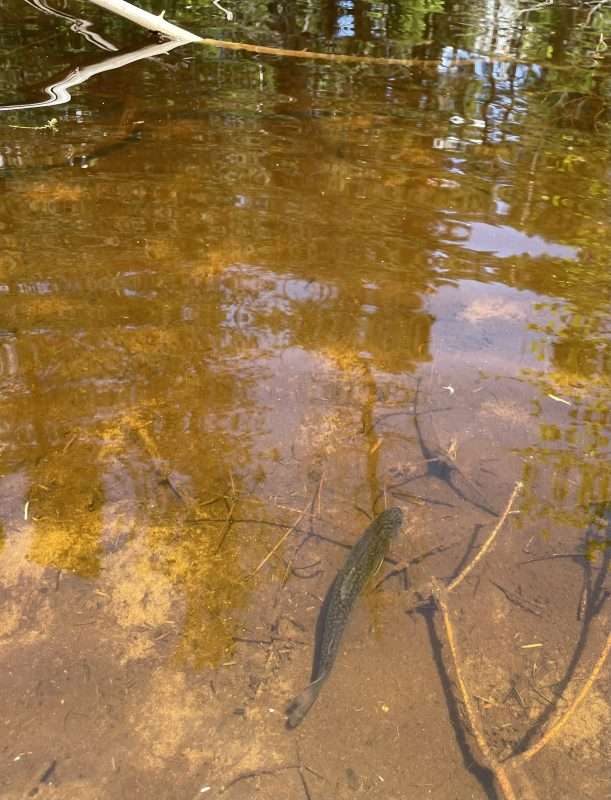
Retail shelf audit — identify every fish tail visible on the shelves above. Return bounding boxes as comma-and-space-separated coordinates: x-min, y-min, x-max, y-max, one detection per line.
285, 677, 325, 729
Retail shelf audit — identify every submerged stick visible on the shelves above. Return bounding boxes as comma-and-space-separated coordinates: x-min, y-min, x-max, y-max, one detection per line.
215, 497, 238, 552
252, 476, 324, 577
516, 633, 611, 764
426, 477, 608, 799
447, 481, 522, 593
432, 580, 519, 800
221, 764, 299, 793
251, 499, 314, 576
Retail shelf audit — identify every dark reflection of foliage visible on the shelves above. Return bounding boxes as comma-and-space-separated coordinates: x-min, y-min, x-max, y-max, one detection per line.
515, 225, 610, 533
518, 403, 609, 533
584, 500, 611, 565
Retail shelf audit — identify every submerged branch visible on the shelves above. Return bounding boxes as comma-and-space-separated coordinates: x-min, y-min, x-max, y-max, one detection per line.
250, 480, 322, 576
447, 481, 522, 593
516, 633, 611, 764
425, 479, 609, 799
432, 580, 519, 800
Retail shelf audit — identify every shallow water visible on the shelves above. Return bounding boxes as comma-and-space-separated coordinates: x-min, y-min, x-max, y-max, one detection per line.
1, 1, 610, 798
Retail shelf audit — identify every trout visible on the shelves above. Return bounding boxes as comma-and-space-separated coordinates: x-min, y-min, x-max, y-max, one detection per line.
286, 506, 404, 728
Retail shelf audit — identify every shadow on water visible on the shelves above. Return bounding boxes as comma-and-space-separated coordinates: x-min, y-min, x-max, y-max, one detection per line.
516, 505, 611, 756
421, 605, 500, 800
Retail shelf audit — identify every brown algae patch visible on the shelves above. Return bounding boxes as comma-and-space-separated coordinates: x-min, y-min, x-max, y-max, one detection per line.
296, 409, 357, 458
105, 540, 176, 629
26, 438, 104, 578
29, 515, 101, 577
525, 367, 611, 398
98, 409, 260, 668
137, 516, 252, 668
320, 345, 369, 375
192, 242, 244, 280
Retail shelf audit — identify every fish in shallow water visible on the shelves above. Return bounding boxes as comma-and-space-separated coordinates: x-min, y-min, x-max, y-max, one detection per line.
286, 506, 404, 728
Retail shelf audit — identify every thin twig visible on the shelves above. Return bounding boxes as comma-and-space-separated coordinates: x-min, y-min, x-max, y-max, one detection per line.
447, 481, 522, 593
282, 475, 324, 584
184, 515, 357, 553
198, 36, 579, 72
586, 0, 609, 25
289, 559, 323, 580
221, 764, 299, 792
515, 633, 611, 764
490, 581, 544, 616
197, 495, 227, 508
516, 0, 553, 14
520, 552, 584, 565
297, 766, 313, 800
251, 501, 312, 576
212, 0, 233, 21
215, 497, 238, 552
130, 420, 192, 507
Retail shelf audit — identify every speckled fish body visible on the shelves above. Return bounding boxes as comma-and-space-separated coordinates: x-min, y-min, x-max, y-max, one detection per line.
286, 507, 404, 728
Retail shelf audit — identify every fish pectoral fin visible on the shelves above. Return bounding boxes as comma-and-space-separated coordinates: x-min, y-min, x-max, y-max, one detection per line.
364, 556, 385, 594
340, 565, 359, 600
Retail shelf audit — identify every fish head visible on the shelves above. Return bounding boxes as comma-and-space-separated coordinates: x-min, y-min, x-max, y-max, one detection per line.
380, 506, 404, 535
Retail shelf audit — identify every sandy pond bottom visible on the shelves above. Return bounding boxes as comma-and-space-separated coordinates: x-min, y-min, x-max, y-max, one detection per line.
1, 346, 609, 800
1, 519, 609, 800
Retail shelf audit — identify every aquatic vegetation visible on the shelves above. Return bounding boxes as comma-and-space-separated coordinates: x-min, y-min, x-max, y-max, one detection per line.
146, 518, 251, 668
27, 438, 104, 578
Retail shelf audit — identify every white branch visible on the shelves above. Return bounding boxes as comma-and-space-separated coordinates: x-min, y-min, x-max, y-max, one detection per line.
0, 40, 187, 112
86, 0, 202, 42
24, 0, 118, 51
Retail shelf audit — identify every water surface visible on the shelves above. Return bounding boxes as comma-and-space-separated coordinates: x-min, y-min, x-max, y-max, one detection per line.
1, 1, 609, 798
